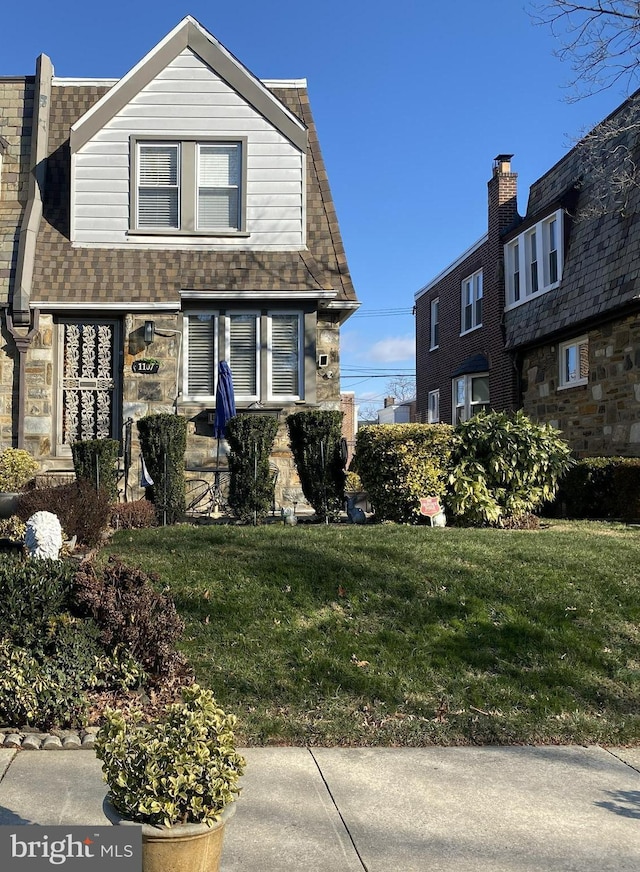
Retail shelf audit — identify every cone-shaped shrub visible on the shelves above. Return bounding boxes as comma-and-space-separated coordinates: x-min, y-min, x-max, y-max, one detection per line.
137, 414, 187, 524
286, 410, 346, 522
226, 414, 279, 524
71, 438, 120, 501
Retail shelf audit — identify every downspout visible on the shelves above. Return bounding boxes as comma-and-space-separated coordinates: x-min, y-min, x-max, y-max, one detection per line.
8, 54, 53, 448
7, 309, 40, 449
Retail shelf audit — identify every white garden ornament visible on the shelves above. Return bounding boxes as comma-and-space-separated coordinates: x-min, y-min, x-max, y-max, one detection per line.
25, 511, 63, 560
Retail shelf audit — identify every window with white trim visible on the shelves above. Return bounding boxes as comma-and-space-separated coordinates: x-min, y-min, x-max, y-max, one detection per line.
453, 373, 489, 423
430, 298, 439, 350
268, 312, 302, 400
184, 310, 304, 402
428, 389, 440, 423
505, 209, 563, 308
559, 336, 588, 388
134, 140, 243, 233
461, 270, 482, 334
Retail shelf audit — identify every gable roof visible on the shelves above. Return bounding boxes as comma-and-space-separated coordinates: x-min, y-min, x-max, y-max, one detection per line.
30, 81, 357, 311
70, 16, 307, 154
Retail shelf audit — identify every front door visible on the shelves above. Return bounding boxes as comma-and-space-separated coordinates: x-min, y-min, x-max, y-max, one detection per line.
57, 319, 121, 453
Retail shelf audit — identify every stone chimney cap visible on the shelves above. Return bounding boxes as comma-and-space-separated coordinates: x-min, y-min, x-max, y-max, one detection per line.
493, 154, 514, 173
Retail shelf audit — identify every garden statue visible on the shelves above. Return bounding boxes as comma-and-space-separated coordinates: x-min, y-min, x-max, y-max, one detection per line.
25, 511, 63, 560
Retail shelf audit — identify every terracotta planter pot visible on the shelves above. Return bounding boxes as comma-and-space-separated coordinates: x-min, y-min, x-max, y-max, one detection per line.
103, 798, 236, 872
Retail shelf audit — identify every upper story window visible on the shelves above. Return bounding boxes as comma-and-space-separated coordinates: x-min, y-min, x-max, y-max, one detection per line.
461, 270, 482, 334
133, 139, 245, 234
184, 310, 304, 403
559, 336, 589, 389
430, 298, 439, 350
505, 209, 563, 309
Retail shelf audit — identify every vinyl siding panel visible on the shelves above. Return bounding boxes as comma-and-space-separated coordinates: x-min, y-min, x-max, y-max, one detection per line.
72, 48, 304, 249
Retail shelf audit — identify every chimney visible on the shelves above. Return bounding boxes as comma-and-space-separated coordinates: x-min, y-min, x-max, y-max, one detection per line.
488, 153, 518, 238
384, 396, 395, 408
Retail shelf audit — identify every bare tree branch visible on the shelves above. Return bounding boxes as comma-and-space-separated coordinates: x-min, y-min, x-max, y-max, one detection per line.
531, 1, 640, 98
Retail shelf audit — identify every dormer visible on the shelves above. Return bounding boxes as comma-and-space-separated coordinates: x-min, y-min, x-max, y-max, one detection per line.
67, 16, 308, 251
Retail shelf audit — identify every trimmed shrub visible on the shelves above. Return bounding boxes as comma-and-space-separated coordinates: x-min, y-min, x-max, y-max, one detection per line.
286, 410, 346, 522
226, 414, 279, 524
554, 457, 640, 519
72, 438, 120, 501
0, 448, 39, 492
17, 479, 111, 547
110, 499, 157, 530
0, 641, 89, 729
72, 556, 184, 677
352, 424, 454, 523
137, 414, 187, 524
448, 410, 574, 526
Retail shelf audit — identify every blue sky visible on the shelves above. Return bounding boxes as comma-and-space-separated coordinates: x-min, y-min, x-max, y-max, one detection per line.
2, 1, 628, 411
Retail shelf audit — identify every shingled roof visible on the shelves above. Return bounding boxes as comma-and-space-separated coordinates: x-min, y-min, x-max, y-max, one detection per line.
504, 90, 640, 349
30, 81, 356, 310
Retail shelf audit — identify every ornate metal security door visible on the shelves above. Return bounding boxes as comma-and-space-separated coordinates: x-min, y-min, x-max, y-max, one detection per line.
58, 320, 120, 447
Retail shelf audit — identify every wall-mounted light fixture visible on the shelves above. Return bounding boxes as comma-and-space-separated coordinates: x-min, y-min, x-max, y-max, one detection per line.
144, 320, 155, 345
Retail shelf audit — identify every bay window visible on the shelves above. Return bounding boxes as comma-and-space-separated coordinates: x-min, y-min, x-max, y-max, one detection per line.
184, 310, 305, 402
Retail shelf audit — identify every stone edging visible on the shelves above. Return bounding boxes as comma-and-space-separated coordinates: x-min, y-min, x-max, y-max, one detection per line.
0, 727, 99, 750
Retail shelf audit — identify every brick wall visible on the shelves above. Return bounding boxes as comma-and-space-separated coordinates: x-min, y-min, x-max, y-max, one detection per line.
521, 311, 640, 456
416, 159, 519, 423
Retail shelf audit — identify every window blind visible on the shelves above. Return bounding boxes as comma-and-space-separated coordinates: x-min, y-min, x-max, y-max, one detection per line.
138, 144, 179, 228
187, 315, 215, 395
229, 314, 257, 395
271, 314, 299, 396
198, 145, 240, 230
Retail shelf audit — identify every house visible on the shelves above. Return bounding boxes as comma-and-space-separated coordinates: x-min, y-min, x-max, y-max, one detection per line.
415, 92, 640, 457
414, 155, 519, 426
0, 17, 358, 500
376, 396, 416, 424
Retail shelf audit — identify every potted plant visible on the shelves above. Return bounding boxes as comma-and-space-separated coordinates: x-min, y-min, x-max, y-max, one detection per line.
0, 448, 39, 518
95, 684, 246, 872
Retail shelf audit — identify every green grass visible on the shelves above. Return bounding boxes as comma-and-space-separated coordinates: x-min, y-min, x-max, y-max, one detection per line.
102, 521, 640, 747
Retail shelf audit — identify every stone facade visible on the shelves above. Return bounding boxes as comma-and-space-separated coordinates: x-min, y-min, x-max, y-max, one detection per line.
521, 312, 640, 457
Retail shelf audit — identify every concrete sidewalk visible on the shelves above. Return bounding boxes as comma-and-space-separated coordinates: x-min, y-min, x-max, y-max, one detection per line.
0, 746, 639, 871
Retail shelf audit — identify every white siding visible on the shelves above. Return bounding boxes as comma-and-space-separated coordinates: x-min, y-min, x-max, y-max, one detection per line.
70, 50, 304, 250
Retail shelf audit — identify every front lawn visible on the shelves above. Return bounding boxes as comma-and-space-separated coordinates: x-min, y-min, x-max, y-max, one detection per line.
103, 521, 640, 746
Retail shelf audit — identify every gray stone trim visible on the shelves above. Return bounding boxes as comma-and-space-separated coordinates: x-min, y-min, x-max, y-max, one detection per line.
1, 727, 98, 750
71, 17, 307, 154
12, 54, 53, 325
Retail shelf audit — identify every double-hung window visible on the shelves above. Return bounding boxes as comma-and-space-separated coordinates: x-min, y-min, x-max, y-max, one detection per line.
430, 298, 439, 350
428, 389, 440, 423
184, 311, 304, 403
134, 139, 244, 233
505, 209, 563, 308
559, 336, 588, 388
453, 373, 489, 423
461, 270, 482, 334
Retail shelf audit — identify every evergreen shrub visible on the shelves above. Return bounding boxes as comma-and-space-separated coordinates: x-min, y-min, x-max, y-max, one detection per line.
286, 410, 346, 522
448, 410, 574, 526
226, 414, 279, 524
352, 423, 454, 523
554, 457, 640, 519
137, 414, 187, 524
71, 438, 120, 501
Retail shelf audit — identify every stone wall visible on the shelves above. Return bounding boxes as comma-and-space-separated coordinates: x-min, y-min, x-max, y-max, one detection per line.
10, 309, 342, 509
521, 312, 640, 456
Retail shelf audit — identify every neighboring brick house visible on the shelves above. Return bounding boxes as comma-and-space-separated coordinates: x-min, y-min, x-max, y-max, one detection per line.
0, 18, 358, 500
414, 156, 519, 425
503, 94, 640, 456
415, 91, 640, 457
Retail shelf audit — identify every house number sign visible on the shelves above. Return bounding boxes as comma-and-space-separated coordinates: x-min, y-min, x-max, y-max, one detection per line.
132, 360, 160, 374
